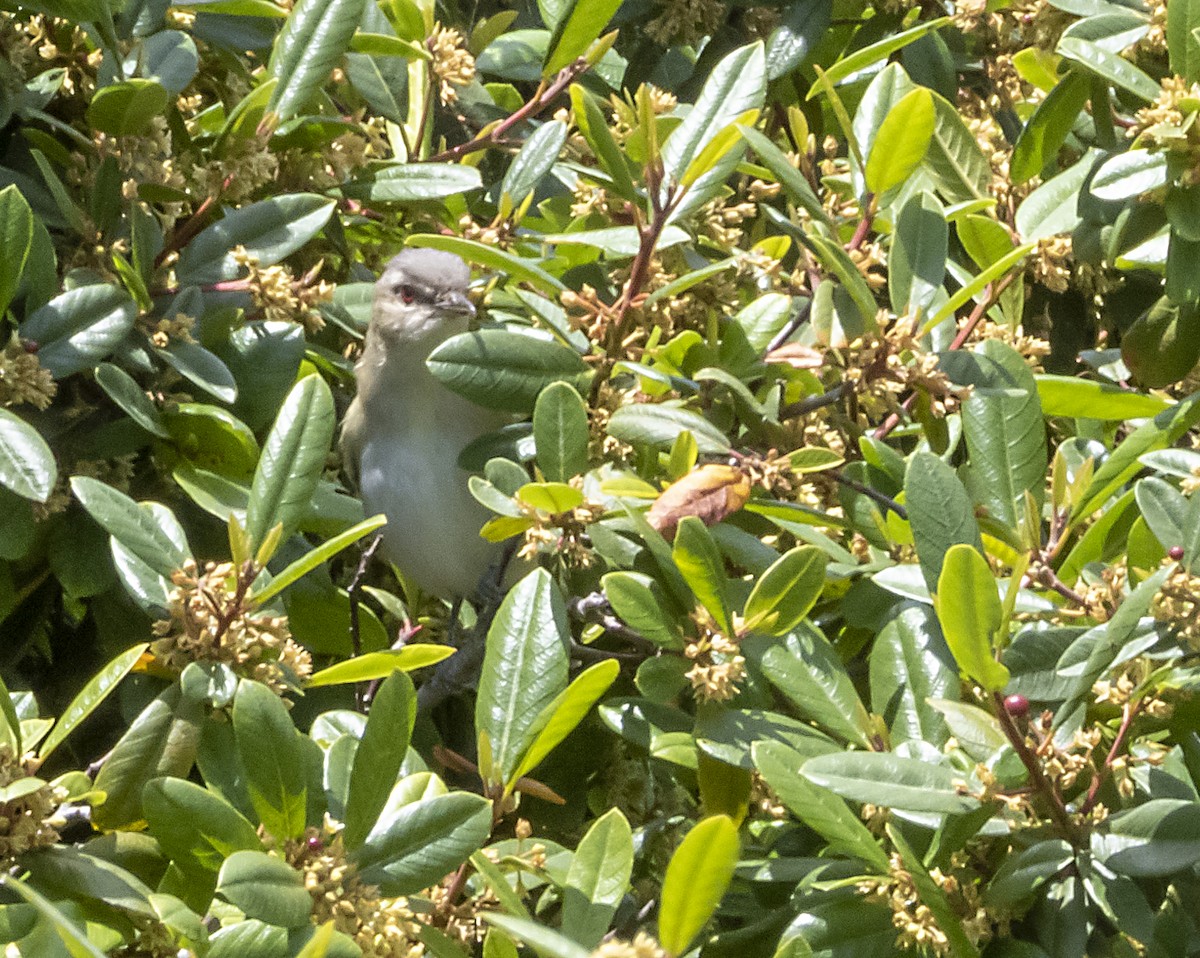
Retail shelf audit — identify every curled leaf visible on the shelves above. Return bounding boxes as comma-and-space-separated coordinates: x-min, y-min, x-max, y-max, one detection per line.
647, 464, 751, 540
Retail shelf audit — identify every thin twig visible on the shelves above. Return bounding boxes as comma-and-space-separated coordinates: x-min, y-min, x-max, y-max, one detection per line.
1079, 701, 1140, 817
831, 470, 907, 520
428, 60, 590, 163
993, 693, 1083, 846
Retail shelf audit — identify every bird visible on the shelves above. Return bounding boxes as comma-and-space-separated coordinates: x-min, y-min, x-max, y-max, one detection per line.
340, 248, 508, 603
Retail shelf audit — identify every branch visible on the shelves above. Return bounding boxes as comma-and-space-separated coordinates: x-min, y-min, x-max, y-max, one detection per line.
428, 59, 590, 163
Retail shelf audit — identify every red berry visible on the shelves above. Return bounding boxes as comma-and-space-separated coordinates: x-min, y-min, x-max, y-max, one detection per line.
306, 835, 323, 851
21, 340, 38, 354
1003, 694, 1029, 718
1169, 545, 1185, 561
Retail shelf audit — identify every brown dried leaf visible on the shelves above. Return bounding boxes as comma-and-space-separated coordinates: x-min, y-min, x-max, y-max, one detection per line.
647, 464, 751, 541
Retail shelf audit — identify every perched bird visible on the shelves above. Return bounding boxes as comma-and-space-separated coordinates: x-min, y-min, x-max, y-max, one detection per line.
341, 249, 507, 601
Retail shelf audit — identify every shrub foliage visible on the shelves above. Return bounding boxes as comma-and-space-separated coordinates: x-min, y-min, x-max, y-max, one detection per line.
0, 0, 1199, 955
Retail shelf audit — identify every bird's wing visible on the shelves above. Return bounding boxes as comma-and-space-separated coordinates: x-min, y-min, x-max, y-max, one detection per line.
339, 395, 365, 488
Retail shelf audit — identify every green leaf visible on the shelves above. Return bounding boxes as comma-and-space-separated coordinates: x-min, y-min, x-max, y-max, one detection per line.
342, 163, 482, 202
0, 409, 56, 503
803, 751, 981, 815
560, 808, 633, 949
1035, 375, 1170, 420
86, 79, 170, 135
94, 362, 170, 438
0, 185, 34, 317
921, 243, 1034, 335
407, 234, 565, 294
1010, 70, 1090, 185
927, 699, 1006, 762
1071, 393, 1200, 524
1135, 477, 1192, 560
1016, 149, 1096, 240
351, 791, 493, 895
805, 232, 878, 329
245, 374, 335, 550
742, 546, 827, 635
532, 382, 589, 483
93, 683, 205, 830
865, 87, 935, 195
657, 815, 738, 956
888, 824, 982, 958
869, 603, 956, 748
476, 568, 570, 785
810, 18, 951, 92
1100, 799, 1200, 876
233, 679, 307, 840
754, 740, 890, 872
143, 778, 264, 872
176, 194, 336, 284
306, 646, 456, 687
39, 644, 147, 761
960, 341, 1048, 530
71, 476, 191, 578
1089, 150, 1170, 202
21, 283, 138, 378
2, 877, 107, 958
765, 0, 830, 80
925, 92, 991, 204
250, 514, 387, 605
606, 403, 730, 456
427, 328, 591, 414
267, 0, 367, 121
934, 544, 1010, 692
217, 850, 311, 927
569, 85, 637, 202
480, 914, 590, 958
344, 671, 415, 850
890, 191, 948, 320
1057, 35, 1160, 101
508, 659, 619, 789
761, 626, 874, 748
905, 450, 984, 593
544, 0, 620, 73
661, 42, 765, 216
672, 516, 732, 634
1169, 0, 1200, 83
602, 572, 684, 650
738, 125, 829, 225
502, 120, 568, 204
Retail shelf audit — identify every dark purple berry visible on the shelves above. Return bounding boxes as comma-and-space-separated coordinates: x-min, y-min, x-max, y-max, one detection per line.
21, 340, 38, 354
1169, 545, 1185, 561
1003, 694, 1029, 718
306, 835, 323, 851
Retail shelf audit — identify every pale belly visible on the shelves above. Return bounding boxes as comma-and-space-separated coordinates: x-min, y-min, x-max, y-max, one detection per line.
357, 399, 501, 600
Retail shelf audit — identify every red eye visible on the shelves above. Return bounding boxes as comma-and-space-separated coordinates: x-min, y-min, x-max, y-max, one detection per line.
397, 284, 416, 304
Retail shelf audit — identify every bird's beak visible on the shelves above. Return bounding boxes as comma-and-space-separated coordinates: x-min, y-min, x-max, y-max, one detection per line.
440, 291, 476, 317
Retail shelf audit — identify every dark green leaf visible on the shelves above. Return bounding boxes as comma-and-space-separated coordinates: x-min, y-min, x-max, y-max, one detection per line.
143, 778, 263, 872
742, 546, 827, 636
544, 0, 621, 74
890, 191, 948, 320
342, 163, 483, 203
761, 625, 874, 748
906, 450, 984, 593
427, 328, 592, 414
176, 195, 336, 285
533, 381, 589, 482
1011, 70, 1090, 185
869, 603, 956, 748
21, 284, 137, 378
765, 0, 830, 80
233, 680, 307, 840
606, 403, 730, 456
245, 373, 335, 550
673, 516, 732, 634
267, 0, 367, 121
216, 850, 311, 927
352, 791, 493, 895
0, 409, 56, 503
476, 568, 570, 784
343, 671, 415, 850
802, 752, 981, 814
94, 363, 170, 438
86, 79, 170, 135
0, 185, 34, 317
754, 740, 891, 872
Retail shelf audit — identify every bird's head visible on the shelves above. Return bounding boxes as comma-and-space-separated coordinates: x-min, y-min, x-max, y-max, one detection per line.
370, 248, 476, 348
